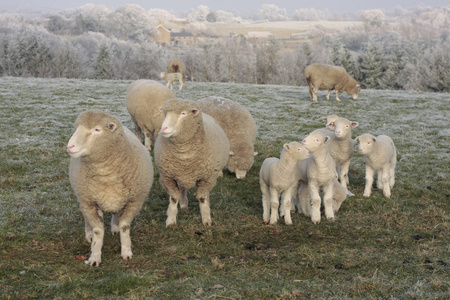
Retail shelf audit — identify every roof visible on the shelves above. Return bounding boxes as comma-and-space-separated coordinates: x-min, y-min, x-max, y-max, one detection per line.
171, 32, 194, 37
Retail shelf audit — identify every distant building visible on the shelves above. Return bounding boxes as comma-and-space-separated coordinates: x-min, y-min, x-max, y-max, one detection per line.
153, 22, 194, 46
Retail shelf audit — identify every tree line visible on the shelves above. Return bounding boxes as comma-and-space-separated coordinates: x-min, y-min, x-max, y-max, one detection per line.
1, 4, 449, 92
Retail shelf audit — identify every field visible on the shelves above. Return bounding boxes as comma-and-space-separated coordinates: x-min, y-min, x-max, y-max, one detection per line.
0, 76, 449, 299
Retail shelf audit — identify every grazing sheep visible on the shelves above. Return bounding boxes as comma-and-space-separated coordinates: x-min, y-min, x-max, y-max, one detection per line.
355, 134, 397, 198
154, 98, 230, 227
197, 96, 257, 179
326, 117, 359, 190
260, 142, 310, 225
67, 109, 153, 266
160, 72, 184, 90
126, 79, 176, 150
305, 64, 360, 102
298, 130, 338, 224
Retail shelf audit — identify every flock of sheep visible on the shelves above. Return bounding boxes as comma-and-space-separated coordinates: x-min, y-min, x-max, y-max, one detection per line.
66, 63, 397, 266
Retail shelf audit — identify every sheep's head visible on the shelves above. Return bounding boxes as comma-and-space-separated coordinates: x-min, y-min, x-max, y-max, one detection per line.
302, 132, 329, 153
323, 114, 339, 130
227, 147, 258, 179
160, 72, 166, 78
355, 134, 376, 155
348, 84, 361, 100
67, 109, 123, 160
282, 141, 310, 162
327, 117, 359, 138
159, 98, 202, 140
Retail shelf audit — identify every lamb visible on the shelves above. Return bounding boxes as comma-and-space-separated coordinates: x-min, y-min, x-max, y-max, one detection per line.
126, 79, 176, 150
326, 117, 359, 190
260, 142, 310, 225
355, 134, 397, 198
67, 109, 154, 266
154, 98, 230, 227
305, 64, 360, 102
197, 96, 257, 179
297, 130, 338, 224
160, 72, 184, 90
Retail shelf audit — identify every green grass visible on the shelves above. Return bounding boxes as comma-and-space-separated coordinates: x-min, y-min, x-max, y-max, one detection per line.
0, 77, 449, 299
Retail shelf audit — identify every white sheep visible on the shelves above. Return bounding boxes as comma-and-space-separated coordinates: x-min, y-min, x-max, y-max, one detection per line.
160, 72, 184, 90
197, 96, 258, 179
355, 134, 397, 198
154, 98, 230, 227
126, 79, 176, 150
260, 142, 310, 225
67, 109, 154, 266
305, 64, 360, 102
326, 117, 359, 190
298, 130, 338, 224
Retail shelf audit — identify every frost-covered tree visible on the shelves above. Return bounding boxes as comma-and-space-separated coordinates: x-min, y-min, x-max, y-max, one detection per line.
292, 8, 330, 21
147, 9, 177, 22
360, 9, 386, 28
106, 4, 151, 42
187, 5, 210, 22
258, 4, 288, 21
74, 4, 110, 34
255, 37, 280, 84
92, 44, 114, 79
358, 41, 384, 88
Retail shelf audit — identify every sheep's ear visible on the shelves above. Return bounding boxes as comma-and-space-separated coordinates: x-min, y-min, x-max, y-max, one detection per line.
254, 152, 258, 156
158, 107, 164, 113
324, 136, 329, 143
322, 116, 328, 121
351, 121, 359, 128
229, 151, 234, 156
105, 122, 117, 132
283, 143, 290, 151
189, 108, 199, 116
355, 136, 360, 142
372, 136, 376, 142
328, 122, 335, 128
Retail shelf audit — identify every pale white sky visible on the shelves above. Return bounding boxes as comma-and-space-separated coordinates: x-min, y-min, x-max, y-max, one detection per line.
0, 0, 448, 14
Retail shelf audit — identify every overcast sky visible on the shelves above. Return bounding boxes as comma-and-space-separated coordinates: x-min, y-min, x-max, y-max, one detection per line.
0, 0, 448, 14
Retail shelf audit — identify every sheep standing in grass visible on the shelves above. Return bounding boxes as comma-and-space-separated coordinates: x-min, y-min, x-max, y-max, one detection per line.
160, 72, 184, 90
197, 96, 257, 179
126, 80, 176, 150
298, 131, 338, 224
260, 142, 310, 225
67, 109, 153, 266
154, 98, 230, 226
326, 117, 359, 190
305, 64, 360, 102
355, 134, 397, 198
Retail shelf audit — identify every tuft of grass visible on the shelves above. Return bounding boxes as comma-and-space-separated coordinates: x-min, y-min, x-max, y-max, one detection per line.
0, 77, 449, 299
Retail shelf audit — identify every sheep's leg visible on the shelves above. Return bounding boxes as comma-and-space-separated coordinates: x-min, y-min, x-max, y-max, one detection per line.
179, 79, 183, 90
144, 131, 151, 151
381, 166, 391, 198
326, 90, 332, 100
261, 182, 271, 223
269, 187, 280, 224
377, 170, 383, 189
83, 217, 93, 243
309, 181, 322, 224
363, 166, 374, 197
339, 160, 351, 190
198, 194, 211, 226
134, 125, 143, 144
80, 203, 104, 266
389, 159, 396, 189
323, 182, 335, 220
308, 85, 313, 100
312, 88, 318, 102
290, 185, 299, 212
111, 213, 119, 234
163, 178, 181, 227
335, 90, 340, 101
179, 187, 188, 209
117, 199, 144, 260
282, 186, 296, 225
298, 183, 311, 216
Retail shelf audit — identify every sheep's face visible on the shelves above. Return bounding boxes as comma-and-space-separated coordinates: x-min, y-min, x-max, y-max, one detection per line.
356, 134, 376, 155
348, 84, 360, 100
227, 147, 258, 179
160, 108, 199, 139
302, 133, 328, 153
67, 122, 117, 158
283, 142, 310, 162
328, 118, 358, 138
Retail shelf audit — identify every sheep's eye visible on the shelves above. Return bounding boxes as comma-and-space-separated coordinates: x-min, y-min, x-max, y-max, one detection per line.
181, 112, 187, 116
95, 128, 101, 132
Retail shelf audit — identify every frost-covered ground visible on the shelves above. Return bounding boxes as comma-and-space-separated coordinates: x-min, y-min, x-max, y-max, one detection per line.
0, 76, 449, 298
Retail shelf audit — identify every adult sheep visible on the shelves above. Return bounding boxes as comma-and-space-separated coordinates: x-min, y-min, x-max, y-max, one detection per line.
67, 109, 153, 266
126, 79, 176, 150
305, 64, 360, 102
197, 96, 257, 179
154, 98, 230, 227
355, 134, 397, 198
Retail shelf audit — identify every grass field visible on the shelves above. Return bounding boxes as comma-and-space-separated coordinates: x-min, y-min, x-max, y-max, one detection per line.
0, 76, 449, 299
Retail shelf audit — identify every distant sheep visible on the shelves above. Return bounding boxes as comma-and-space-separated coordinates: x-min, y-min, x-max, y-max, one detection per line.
167, 59, 186, 77
126, 79, 176, 150
197, 96, 257, 179
160, 72, 183, 90
355, 134, 397, 198
67, 109, 153, 266
297, 130, 338, 224
305, 64, 360, 102
260, 142, 310, 225
154, 98, 230, 226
